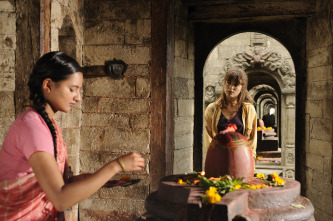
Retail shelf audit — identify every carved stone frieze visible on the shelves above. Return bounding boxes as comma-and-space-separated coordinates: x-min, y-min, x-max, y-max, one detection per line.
222, 46, 296, 93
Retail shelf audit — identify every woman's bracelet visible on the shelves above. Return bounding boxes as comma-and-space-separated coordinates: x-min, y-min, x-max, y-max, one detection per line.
117, 157, 127, 172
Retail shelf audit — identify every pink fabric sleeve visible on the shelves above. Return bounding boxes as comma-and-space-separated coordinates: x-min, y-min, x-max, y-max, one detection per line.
16, 111, 55, 159
0, 109, 55, 181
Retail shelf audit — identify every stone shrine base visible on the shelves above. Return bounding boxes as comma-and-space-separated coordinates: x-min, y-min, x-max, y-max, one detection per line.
144, 175, 314, 221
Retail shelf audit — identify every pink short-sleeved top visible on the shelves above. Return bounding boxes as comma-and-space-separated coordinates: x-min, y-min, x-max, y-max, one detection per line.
0, 108, 55, 181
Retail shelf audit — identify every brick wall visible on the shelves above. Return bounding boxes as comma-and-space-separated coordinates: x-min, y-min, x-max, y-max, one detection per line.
305, 0, 333, 220
0, 0, 15, 148
80, 0, 151, 219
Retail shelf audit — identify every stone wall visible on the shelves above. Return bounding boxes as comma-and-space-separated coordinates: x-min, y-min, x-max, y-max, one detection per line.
172, 1, 195, 174
305, 1, 333, 220
0, 0, 15, 148
79, 0, 151, 219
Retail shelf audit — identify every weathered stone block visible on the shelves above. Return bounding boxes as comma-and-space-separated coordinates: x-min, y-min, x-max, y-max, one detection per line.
129, 114, 149, 129
174, 57, 194, 79
83, 0, 150, 20
307, 81, 332, 100
174, 116, 193, 136
175, 16, 187, 41
0, 91, 14, 117
135, 77, 150, 98
177, 99, 194, 117
323, 156, 331, 176
188, 79, 195, 99
62, 128, 80, 150
305, 100, 322, 117
0, 0, 15, 12
174, 133, 193, 150
309, 118, 332, 141
80, 127, 100, 151
174, 78, 189, 99
0, 35, 15, 49
307, 45, 332, 68
55, 109, 82, 128
0, 12, 15, 34
84, 77, 135, 97
311, 173, 332, 209
98, 127, 150, 153
82, 113, 129, 128
79, 151, 148, 175
98, 98, 150, 114
79, 198, 145, 220
79, 151, 119, 173
322, 99, 333, 118
0, 72, 14, 91
175, 39, 187, 58
84, 20, 125, 45
83, 45, 150, 66
0, 116, 14, 147
173, 146, 193, 174
125, 64, 150, 77
306, 16, 332, 51
304, 167, 313, 193
125, 19, 151, 45
82, 96, 99, 113
307, 66, 332, 82
0, 50, 15, 73
309, 139, 332, 157
305, 153, 323, 172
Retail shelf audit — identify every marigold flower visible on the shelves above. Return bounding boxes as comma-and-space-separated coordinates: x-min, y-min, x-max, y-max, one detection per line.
263, 127, 267, 130
257, 127, 262, 131
193, 180, 200, 185
250, 185, 257, 189
233, 184, 241, 190
206, 186, 218, 197
267, 127, 272, 130
206, 187, 221, 204
256, 156, 262, 160
177, 179, 186, 185
208, 192, 222, 204
262, 184, 266, 188
256, 173, 265, 179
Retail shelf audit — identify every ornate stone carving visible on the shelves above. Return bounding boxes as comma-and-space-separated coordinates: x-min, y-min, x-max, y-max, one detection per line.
225, 46, 295, 93
285, 169, 295, 179
204, 83, 218, 105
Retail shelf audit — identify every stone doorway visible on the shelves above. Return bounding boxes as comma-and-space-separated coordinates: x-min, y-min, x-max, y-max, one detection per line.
202, 32, 296, 178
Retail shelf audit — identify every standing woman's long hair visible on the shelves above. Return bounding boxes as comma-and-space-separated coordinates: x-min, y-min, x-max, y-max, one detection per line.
28, 51, 83, 160
216, 69, 254, 108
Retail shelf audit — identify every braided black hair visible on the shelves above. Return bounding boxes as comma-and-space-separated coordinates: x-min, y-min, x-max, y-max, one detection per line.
28, 51, 83, 160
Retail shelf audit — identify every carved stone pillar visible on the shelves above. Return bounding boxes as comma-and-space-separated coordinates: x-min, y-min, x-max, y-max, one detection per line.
281, 93, 295, 178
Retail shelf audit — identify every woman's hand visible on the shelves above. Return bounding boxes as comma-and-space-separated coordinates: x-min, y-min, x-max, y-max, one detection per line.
117, 152, 145, 172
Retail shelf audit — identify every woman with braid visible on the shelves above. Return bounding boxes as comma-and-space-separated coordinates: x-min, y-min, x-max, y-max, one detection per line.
0, 51, 145, 220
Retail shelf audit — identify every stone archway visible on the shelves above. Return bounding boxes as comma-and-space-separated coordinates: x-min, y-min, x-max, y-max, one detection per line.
203, 33, 296, 178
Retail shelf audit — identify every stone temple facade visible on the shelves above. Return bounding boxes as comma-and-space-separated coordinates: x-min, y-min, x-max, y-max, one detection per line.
0, 0, 332, 220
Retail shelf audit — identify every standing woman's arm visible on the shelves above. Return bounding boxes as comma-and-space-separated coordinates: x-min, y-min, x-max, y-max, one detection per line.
29, 151, 144, 211
244, 104, 257, 158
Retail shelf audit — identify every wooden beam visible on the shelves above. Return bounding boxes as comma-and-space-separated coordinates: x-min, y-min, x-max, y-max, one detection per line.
150, 0, 172, 191
187, 0, 316, 22
40, 0, 51, 55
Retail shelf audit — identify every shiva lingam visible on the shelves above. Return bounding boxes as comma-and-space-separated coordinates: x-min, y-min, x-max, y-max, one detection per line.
204, 124, 254, 182
144, 125, 314, 221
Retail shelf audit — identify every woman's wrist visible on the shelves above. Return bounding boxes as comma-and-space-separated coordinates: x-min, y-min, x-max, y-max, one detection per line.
117, 157, 127, 172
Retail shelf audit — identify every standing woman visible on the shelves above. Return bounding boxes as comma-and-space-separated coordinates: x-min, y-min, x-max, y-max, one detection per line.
0, 51, 145, 220
204, 69, 257, 157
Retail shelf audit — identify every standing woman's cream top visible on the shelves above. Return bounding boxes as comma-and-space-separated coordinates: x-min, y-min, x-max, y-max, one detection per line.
204, 102, 257, 157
